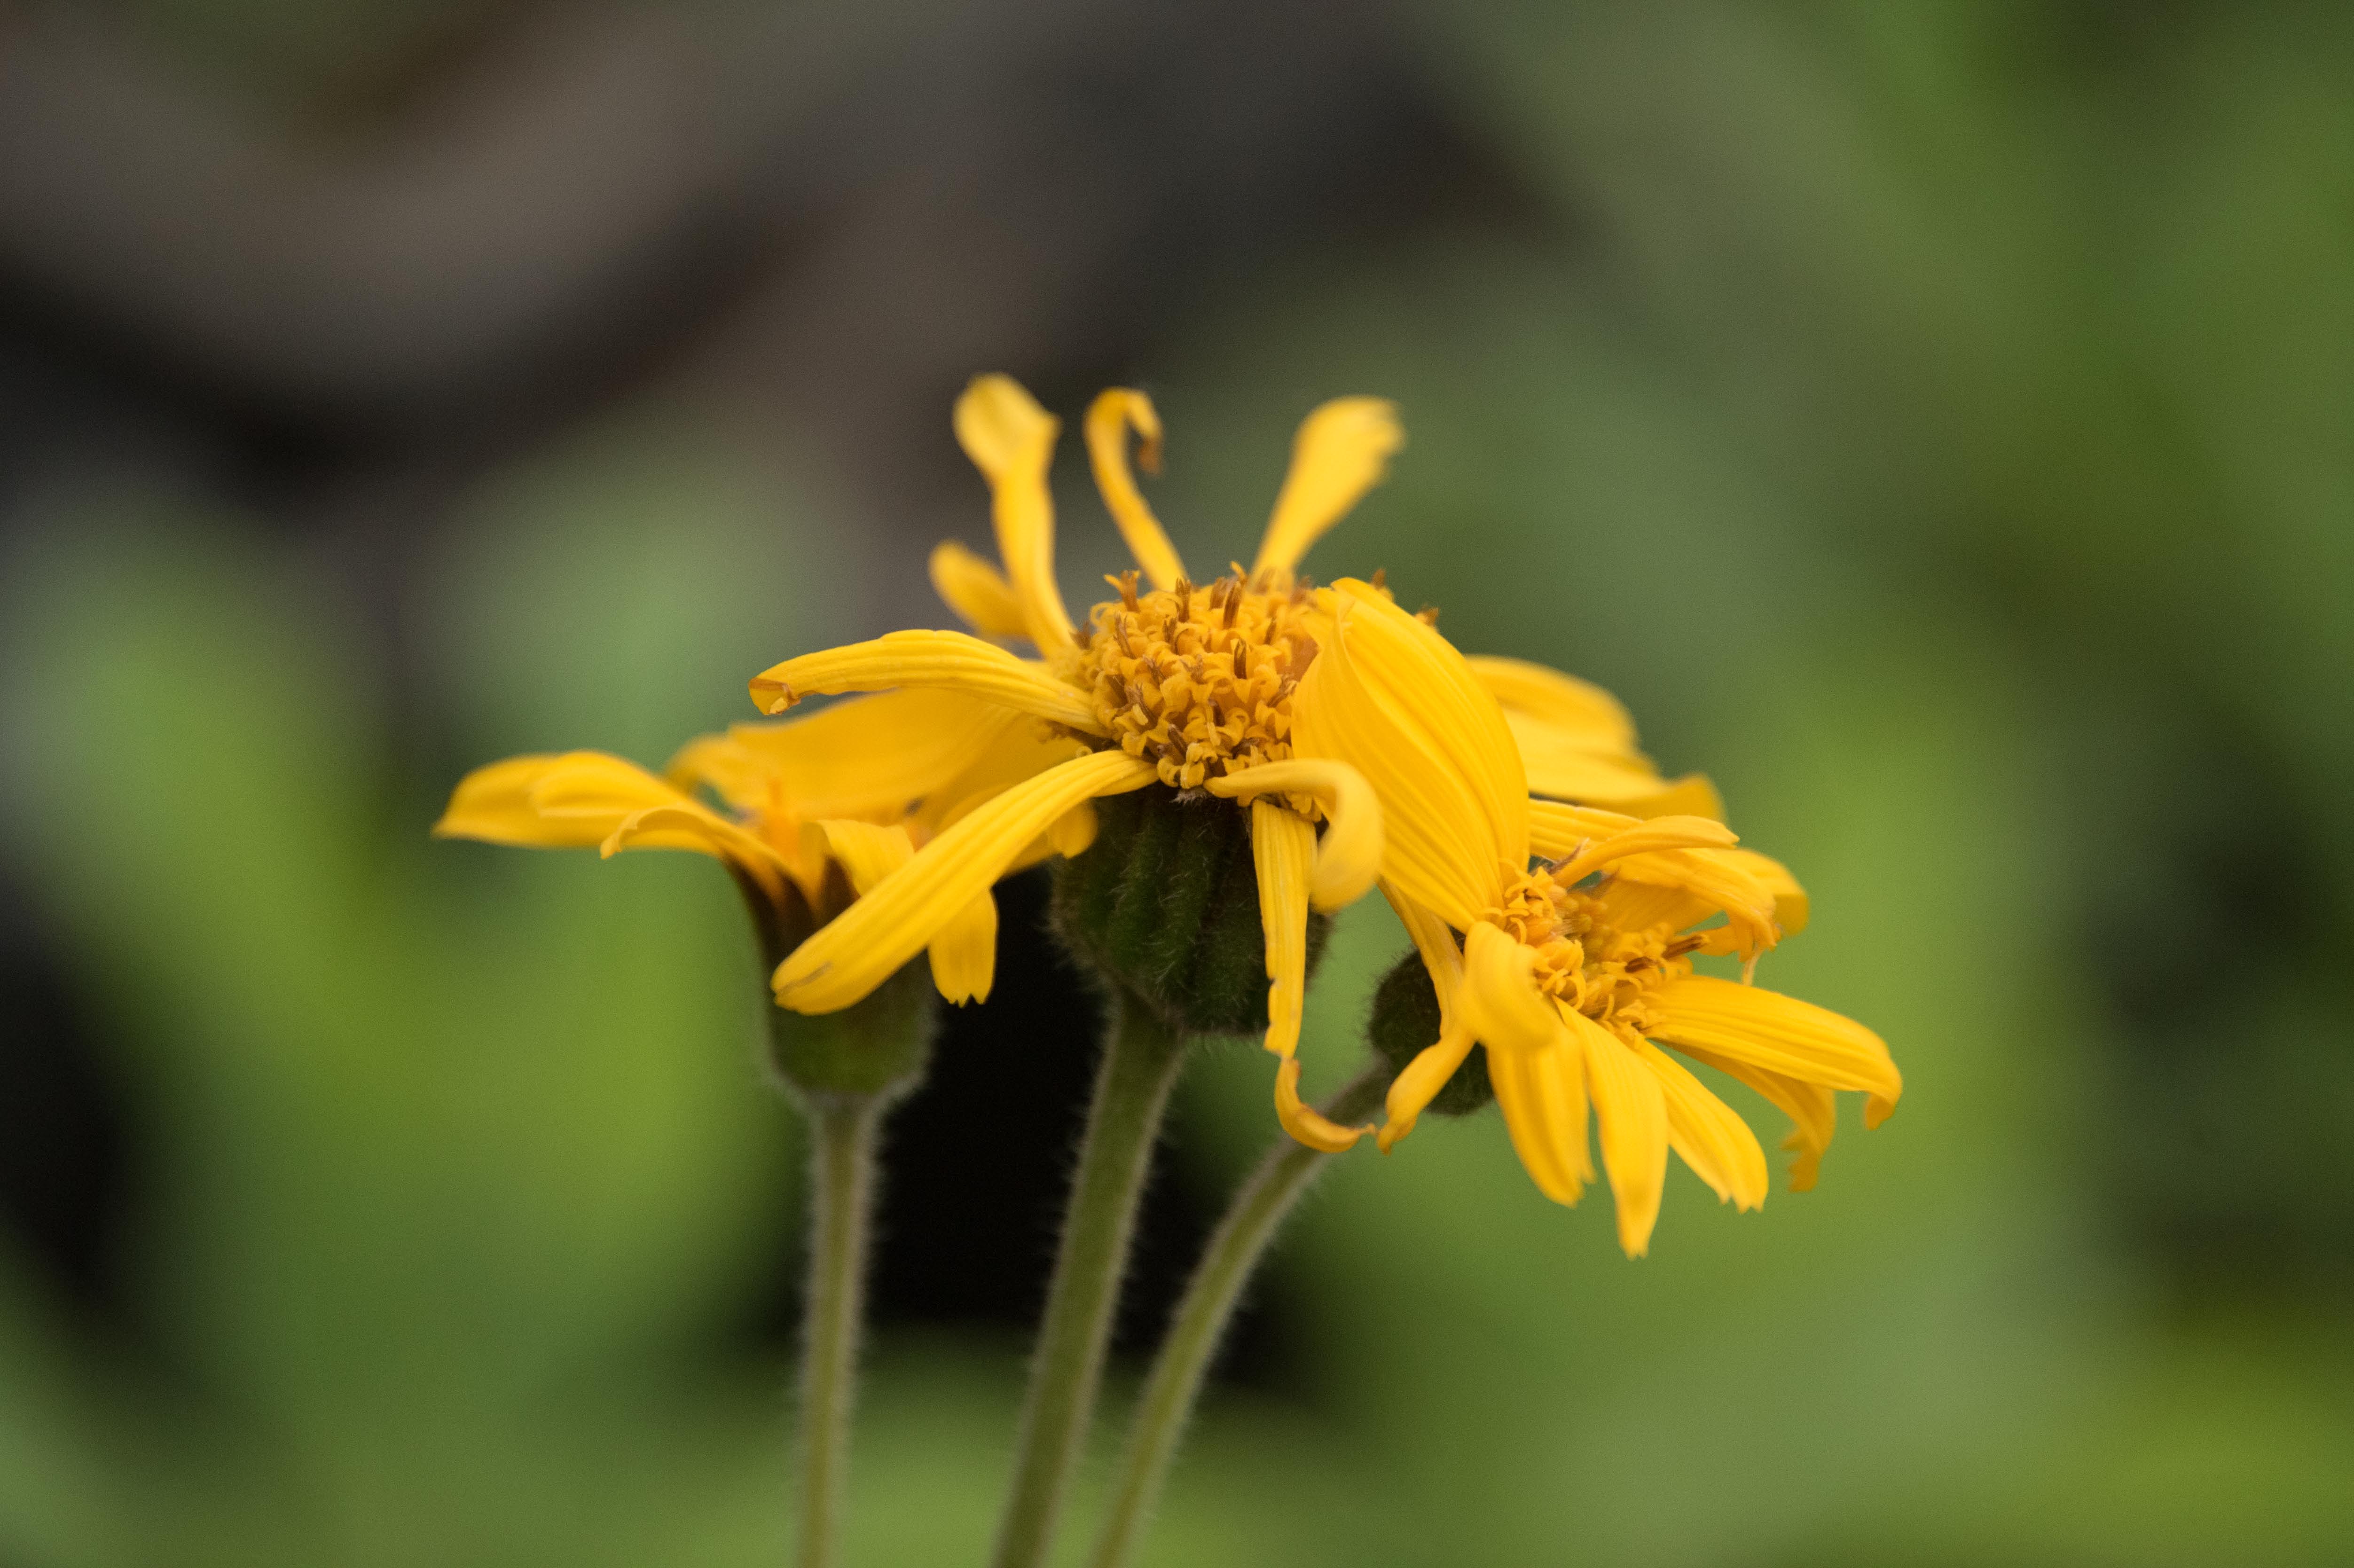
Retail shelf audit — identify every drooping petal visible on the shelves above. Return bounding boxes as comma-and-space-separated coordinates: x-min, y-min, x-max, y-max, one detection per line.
1490, 1035, 1591, 1205
1610, 848, 1780, 958
1381, 880, 1464, 1030
1250, 397, 1403, 580
1646, 974, 1901, 1125
1274, 1058, 1370, 1152
773, 749, 1155, 1013
928, 540, 1032, 640
1640, 1040, 1769, 1211
916, 709, 1096, 837
1530, 800, 1778, 954
1467, 655, 1638, 753
1569, 1010, 1669, 1257
1249, 800, 1316, 1060
1674, 1045, 1838, 1191
749, 629, 1104, 735
1712, 847, 1809, 935
1379, 1024, 1476, 1153
1083, 389, 1187, 591
1205, 757, 1381, 911
954, 374, 1075, 653
926, 890, 1000, 1005
1459, 923, 1569, 1057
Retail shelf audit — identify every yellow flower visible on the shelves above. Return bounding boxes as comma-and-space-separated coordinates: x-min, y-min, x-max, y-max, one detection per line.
1294, 580, 1902, 1255
432, 687, 1091, 1005
743, 376, 1708, 1150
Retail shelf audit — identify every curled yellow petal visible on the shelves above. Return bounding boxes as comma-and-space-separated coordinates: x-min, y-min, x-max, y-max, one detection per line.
1249, 800, 1316, 1060
1378, 1027, 1475, 1154
954, 374, 1075, 653
1547, 814, 1738, 886
1569, 1010, 1668, 1257
1274, 1058, 1369, 1153
1084, 389, 1187, 591
1459, 923, 1568, 1057
749, 629, 1105, 736
1205, 758, 1381, 911
1251, 397, 1403, 580
773, 749, 1154, 1013
681, 689, 1027, 823
928, 540, 1031, 640
435, 753, 624, 848
598, 802, 793, 901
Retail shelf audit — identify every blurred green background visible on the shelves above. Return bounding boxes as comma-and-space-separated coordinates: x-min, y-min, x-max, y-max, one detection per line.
1, 2, 2348, 1564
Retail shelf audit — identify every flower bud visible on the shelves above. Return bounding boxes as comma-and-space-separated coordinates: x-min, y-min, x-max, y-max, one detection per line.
1049, 784, 1330, 1037
739, 862, 935, 1101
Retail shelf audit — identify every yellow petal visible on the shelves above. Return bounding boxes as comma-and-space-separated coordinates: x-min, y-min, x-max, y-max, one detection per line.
1378, 1023, 1475, 1153
1547, 814, 1738, 885
928, 540, 1032, 640
1467, 655, 1637, 753
1249, 800, 1316, 1059
811, 818, 915, 894
1274, 1058, 1369, 1153
1381, 880, 1464, 1030
915, 709, 1095, 838
684, 688, 1029, 822
435, 753, 623, 848
1674, 1045, 1837, 1191
1569, 1010, 1668, 1257
598, 801, 793, 901
1083, 389, 1187, 591
1329, 580, 1527, 873
1610, 847, 1780, 958
1505, 707, 1687, 812
1616, 774, 1727, 821
773, 749, 1154, 1013
1640, 1040, 1768, 1211
1646, 975, 1901, 1121
1251, 397, 1403, 580
749, 629, 1104, 735
1205, 758, 1381, 910
954, 374, 1075, 654
1490, 1037, 1590, 1205
1290, 593, 1509, 928
927, 889, 999, 1005
1713, 847, 1809, 935
1045, 800, 1098, 859
1459, 923, 1569, 1056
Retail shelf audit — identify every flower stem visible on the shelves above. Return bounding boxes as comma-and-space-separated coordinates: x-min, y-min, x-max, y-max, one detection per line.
989, 990, 1188, 1568
795, 1092, 886, 1568
1085, 1064, 1389, 1568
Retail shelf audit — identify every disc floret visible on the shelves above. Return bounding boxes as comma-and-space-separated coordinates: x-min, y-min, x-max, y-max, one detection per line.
1072, 568, 1320, 810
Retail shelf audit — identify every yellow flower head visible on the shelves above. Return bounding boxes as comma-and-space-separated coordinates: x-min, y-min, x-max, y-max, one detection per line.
1295, 580, 1903, 1256
432, 687, 1089, 1006
744, 376, 1695, 1151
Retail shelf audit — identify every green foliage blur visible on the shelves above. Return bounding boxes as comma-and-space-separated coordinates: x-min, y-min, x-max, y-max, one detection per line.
4, 3, 2351, 1565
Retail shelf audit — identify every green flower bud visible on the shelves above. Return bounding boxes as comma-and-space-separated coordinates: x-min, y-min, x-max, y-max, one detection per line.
737, 862, 935, 1102
1049, 784, 1330, 1037
1365, 949, 1492, 1116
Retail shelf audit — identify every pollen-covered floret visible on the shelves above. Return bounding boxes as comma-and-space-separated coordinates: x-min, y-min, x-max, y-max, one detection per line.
1071, 568, 1321, 810
1489, 869, 1703, 1040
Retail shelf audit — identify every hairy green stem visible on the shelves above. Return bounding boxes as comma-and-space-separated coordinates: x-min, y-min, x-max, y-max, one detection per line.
1085, 1064, 1390, 1568
795, 1093, 885, 1568
989, 991, 1188, 1568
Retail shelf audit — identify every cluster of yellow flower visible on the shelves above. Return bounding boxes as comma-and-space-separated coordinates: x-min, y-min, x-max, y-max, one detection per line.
439, 373, 1899, 1259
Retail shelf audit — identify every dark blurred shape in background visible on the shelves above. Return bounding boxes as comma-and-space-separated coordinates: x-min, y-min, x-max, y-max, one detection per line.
1, 2, 2348, 1564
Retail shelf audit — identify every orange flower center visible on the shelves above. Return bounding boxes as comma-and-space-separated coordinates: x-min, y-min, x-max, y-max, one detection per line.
1071, 571, 1318, 797
1487, 870, 1697, 1035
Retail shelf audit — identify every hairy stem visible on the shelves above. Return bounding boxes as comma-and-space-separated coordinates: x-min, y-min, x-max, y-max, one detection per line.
1086, 1064, 1389, 1568
989, 992, 1188, 1568
795, 1093, 886, 1568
